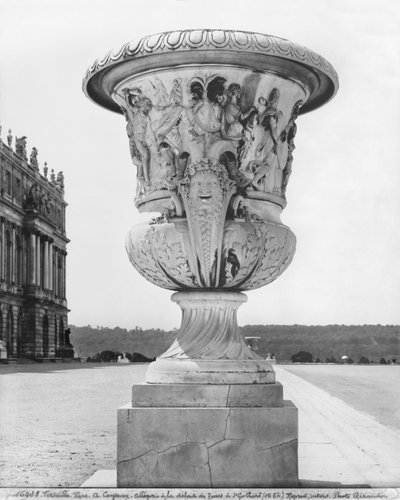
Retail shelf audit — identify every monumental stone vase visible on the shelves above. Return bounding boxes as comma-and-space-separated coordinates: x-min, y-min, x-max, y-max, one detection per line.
83, 29, 338, 486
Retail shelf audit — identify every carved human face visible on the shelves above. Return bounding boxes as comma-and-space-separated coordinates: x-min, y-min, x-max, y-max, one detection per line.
189, 171, 222, 207
217, 91, 227, 106
257, 97, 267, 114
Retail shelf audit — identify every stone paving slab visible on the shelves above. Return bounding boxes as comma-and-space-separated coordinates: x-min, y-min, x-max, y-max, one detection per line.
274, 366, 400, 487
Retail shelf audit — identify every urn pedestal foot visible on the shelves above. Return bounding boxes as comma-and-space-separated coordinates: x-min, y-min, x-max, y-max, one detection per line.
146, 290, 275, 384
117, 382, 298, 488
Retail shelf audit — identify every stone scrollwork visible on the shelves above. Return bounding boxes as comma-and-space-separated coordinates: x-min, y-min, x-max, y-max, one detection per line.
125, 217, 295, 292
126, 222, 198, 290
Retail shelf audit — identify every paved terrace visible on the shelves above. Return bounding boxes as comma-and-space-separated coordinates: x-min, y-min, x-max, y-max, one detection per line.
83, 366, 400, 488
1, 363, 399, 488
275, 366, 400, 488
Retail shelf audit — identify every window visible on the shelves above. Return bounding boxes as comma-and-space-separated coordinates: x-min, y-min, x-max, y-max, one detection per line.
5, 171, 11, 196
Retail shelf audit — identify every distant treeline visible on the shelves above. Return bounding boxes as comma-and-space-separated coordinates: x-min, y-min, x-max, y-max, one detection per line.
69, 324, 399, 362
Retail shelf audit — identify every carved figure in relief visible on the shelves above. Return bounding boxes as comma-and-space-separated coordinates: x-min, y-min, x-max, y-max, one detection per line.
239, 89, 283, 193
122, 88, 158, 194
25, 184, 40, 209
15, 136, 27, 159
25, 184, 52, 216
227, 248, 240, 278
155, 74, 235, 161
280, 100, 302, 197
30, 147, 39, 170
188, 76, 226, 150
150, 142, 177, 191
221, 84, 255, 144
153, 82, 191, 155
169, 78, 183, 105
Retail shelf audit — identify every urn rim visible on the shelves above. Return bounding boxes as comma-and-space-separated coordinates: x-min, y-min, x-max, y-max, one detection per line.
82, 28, 338, 115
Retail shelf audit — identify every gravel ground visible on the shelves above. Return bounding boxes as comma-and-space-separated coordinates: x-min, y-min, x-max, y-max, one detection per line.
0, 362, 147, 487
0, 362, 399, 487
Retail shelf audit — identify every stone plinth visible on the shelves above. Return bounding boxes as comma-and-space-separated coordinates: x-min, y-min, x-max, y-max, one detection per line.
117, 383, 298, 488
132, 381, 284, 407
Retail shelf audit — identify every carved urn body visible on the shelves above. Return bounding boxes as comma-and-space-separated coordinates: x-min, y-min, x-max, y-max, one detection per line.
83, 30, 338, 383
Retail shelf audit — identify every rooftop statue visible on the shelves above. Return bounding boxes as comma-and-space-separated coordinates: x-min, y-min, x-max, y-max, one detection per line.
30, 147, 39, 170
15, 136, 27, 159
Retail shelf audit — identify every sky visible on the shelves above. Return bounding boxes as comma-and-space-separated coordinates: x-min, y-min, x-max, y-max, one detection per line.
0, 0, 399, 330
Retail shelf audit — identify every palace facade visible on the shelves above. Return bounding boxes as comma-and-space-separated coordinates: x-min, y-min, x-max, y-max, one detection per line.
0, 128, 71, 360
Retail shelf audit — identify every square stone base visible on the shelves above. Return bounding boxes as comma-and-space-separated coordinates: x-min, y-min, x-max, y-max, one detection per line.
117, 384, 298, 488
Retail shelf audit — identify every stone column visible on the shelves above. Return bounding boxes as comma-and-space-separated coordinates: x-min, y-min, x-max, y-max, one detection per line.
0, 219, 4, 281
29, 233, 36, 286
48, 242, 53, 292
11, 225, 16, 283
36, 235, 41, 288
60, 252, 64, 298
62, 252, 66, 299
43, 239, 49, 290
54, 249, 59, 297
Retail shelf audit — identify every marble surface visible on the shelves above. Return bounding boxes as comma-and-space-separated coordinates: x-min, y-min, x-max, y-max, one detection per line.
132, 381, 284, 407
146, 357, 276, 384
117, 401, 298, 487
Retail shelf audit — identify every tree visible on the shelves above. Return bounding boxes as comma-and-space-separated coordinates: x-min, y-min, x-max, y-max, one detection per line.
380, 357, 387, 364
315, 357, 321, 363
358, 356, 370, 364
96, 350, 119, 362
131, 352, 155, 362
291, 351, 313, 363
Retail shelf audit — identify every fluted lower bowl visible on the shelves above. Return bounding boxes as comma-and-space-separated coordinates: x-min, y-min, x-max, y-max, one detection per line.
126, 218, 296, 291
